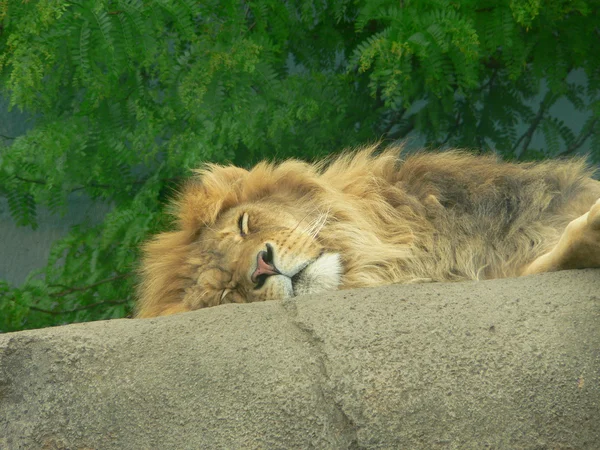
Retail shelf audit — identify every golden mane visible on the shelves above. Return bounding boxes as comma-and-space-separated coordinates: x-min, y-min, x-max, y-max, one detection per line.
137, 145, 600, 318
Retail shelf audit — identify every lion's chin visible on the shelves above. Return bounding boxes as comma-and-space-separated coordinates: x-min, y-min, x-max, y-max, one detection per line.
289, 252, 342, 297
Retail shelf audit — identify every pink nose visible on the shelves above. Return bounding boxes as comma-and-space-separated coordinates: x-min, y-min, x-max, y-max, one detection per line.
251, 248, 280, 283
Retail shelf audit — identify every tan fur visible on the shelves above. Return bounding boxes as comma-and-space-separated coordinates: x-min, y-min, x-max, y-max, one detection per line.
136, 145, 600, 318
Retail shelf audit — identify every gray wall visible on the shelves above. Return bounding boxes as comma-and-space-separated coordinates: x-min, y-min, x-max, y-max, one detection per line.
0, 98, 110, 285
0, 197, 111, 285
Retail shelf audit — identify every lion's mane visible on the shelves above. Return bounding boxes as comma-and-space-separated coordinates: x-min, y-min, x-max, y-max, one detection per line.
137, 145, 597, 317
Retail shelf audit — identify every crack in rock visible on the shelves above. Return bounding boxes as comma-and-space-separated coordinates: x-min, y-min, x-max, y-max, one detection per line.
282, 298, 362, 449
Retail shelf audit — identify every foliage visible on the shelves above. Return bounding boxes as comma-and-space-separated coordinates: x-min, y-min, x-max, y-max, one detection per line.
0, 0, 598, 331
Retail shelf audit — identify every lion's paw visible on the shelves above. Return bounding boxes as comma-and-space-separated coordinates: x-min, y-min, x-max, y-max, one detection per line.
565, 198, 600, 268
524, 198, 600, 275
587, 198, 600, 230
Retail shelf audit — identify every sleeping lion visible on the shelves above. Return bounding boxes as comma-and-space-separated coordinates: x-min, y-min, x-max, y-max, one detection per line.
136, 146, 600, 318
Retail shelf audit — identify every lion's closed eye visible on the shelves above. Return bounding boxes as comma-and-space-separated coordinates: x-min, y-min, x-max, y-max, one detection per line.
238, 212, 249, 237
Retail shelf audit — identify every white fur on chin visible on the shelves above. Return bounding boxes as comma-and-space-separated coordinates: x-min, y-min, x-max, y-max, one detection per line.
292, 253, 342, 297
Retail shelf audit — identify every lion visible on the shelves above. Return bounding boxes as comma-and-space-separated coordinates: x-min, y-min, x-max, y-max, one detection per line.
136, 145, 600, 318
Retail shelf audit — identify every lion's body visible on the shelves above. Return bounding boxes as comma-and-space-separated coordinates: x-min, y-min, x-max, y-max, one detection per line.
136, 146, 600, 318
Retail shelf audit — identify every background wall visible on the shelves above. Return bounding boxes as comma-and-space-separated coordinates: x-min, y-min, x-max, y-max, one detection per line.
0, 97, 111, 286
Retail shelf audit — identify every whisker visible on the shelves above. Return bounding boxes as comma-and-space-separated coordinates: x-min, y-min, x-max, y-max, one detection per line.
304, 214, 321, 237
308, 208, 331, 239
292, 206, 321, 234
200, 223, 220, 234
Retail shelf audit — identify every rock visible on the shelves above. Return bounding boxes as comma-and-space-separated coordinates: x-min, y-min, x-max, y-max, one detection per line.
1, 270, 599, 449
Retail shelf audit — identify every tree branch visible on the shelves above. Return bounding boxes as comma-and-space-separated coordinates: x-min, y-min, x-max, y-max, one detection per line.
29, 299, 129, 315
1, 273, 133, 316
512, 91, 555, 159
383, 110, 414, 141
47, 283, 71, 290
439, 111, 462, 147
14, 175, 46, 185
557, 118, 598, 157
477, 68, 499, 93
49, 273, 133, 298
13, 174, 146, 192
70, 182, 114, 192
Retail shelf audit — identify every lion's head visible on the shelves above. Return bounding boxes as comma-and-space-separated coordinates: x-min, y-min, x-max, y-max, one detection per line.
174, 199, 343, 307
136, 147, 420, 318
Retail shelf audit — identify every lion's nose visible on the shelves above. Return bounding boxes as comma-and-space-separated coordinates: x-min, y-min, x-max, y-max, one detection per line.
251, 243, 280, 286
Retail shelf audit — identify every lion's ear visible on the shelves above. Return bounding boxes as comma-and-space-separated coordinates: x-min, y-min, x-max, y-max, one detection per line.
175, 165, 249, 231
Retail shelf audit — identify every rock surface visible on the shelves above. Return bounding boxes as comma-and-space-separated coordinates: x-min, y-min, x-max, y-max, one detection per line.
1, 270, 599, 449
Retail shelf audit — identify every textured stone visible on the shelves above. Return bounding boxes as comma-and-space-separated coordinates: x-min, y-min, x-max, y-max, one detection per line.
1, 270, 599, 449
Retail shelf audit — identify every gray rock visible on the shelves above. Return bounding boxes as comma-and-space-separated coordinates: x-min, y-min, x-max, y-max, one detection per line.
1, 269, 599, 449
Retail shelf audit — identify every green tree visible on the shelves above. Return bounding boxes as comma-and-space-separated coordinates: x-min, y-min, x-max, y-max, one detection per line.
1, 0, 598, 331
